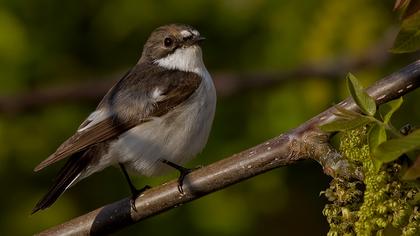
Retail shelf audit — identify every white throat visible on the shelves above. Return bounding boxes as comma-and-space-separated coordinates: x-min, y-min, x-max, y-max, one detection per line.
154, 46, 207, 77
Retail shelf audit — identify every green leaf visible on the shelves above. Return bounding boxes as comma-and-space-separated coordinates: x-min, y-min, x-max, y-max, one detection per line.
374, 129, 420, 163
403, 155, 420, 180
372, 159, 383, 173
391, 29, 420, 53
391, 9, 420, 53
332, 106, 364, 118
320, 116, 372, 132
381, 97, 403, 124
368, 124, 387, 172
346, 73, 376, 116
368, 124, 387, 150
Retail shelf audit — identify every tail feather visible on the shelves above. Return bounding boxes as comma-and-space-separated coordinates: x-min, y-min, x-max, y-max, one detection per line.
32, 152, 90, 214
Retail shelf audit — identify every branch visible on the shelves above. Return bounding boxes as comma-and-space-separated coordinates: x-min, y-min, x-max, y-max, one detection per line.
35, 61, 420, 236
1, 29, 396, 114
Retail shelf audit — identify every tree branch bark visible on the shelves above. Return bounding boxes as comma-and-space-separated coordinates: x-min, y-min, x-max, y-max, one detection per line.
35, 60, 420, 235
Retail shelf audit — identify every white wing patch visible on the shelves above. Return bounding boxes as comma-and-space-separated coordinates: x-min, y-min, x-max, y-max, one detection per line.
151, 87, 166, 101
77, 109, 111, 132
65, 173, 81, 190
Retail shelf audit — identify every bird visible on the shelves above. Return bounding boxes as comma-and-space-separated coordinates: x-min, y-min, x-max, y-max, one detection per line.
32, 24, 217, 214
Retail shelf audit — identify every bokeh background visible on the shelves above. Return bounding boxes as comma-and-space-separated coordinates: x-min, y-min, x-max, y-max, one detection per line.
0, 0, 419, 235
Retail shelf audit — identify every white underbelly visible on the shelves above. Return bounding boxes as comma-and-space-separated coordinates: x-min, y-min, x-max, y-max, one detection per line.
111, 81, 216, 176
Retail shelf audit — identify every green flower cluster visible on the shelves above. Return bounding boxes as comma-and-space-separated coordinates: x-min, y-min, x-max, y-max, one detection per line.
323, 127, 420, 236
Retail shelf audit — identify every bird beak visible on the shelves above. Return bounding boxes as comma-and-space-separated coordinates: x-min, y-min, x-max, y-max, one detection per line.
196, 36, 206, 43
192, 36, 206, 45
182, 35, 206, 47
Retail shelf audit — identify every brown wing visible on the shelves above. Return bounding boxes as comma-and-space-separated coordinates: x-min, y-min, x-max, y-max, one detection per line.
33, 117, 140, 172
34, 64, 202, 172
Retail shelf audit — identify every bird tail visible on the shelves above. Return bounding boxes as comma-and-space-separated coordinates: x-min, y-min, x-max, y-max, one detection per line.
32, 151, 91, 214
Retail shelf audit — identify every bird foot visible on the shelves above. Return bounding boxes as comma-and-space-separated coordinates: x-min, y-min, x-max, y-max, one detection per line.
129, 185, 151, 212
161, 160, 201, 194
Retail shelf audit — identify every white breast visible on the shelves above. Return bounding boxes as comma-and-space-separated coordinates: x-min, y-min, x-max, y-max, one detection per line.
109, 46, 216, 176
74, 45, 216, 181
117, 76, 215, 176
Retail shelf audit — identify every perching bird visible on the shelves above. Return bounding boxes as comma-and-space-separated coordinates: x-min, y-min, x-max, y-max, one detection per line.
32, 24, 217, 214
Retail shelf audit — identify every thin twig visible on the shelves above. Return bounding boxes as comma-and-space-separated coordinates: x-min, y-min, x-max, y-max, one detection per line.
35, 60, 420, 236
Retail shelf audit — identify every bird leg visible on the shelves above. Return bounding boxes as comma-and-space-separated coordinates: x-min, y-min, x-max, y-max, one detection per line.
161, 159, 193, 194
119, 163, 151, 211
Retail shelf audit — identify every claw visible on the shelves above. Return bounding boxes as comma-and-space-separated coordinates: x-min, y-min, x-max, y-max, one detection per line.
177, 169, 192, 194
161, 159, 200, 194
129, 185, 151, 212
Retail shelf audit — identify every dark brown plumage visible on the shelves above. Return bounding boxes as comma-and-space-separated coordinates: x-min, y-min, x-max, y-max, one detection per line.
32, 24, 207, 213
34, 64, 201, 172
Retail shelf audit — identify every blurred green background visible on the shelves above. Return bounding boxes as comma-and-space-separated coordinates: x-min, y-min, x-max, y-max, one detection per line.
0, 0, 419, 235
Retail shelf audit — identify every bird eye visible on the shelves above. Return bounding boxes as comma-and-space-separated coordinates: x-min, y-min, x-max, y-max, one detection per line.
164, 37, 173, 47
